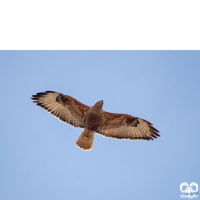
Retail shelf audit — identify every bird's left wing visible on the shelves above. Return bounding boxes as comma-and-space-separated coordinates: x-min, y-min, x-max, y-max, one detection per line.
31, 91, 90, 128
96, 111, 160, 140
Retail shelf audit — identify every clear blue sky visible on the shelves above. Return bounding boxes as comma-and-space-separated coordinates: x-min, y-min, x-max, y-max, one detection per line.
0, 51, 199, 200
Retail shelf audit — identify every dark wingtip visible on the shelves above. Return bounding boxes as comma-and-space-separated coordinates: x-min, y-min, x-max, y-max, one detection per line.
36, 92, 46, 95
151, 126, 159, 133
154, 132, 160, 137
31, 91, 52, 102
45, 91, 56, 93
149, 125, 160, 139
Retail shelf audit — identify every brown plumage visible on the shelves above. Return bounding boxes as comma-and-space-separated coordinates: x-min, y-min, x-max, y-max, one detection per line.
31, 91, 160, 151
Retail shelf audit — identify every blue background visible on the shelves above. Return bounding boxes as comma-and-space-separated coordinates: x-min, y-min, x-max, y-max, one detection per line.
0, 51, 199, 200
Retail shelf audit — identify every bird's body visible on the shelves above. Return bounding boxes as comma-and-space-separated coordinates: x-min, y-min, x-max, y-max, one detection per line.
86, 101, 103, 130
32, 91, 160, 151
76, 101, 103, 150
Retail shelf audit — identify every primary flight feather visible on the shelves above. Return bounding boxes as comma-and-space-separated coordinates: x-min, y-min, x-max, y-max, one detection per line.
31, 91, 160, 150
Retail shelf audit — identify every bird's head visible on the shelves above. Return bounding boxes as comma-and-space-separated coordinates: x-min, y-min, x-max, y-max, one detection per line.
97, 100, 103, 107
90, 100, 104, 114
93, 100, 103, 110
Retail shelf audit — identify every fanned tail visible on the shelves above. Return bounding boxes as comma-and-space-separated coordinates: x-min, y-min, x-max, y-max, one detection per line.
76, 130, 94, 151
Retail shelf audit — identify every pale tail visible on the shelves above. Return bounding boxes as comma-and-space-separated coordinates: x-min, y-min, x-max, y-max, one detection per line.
76, 130, 94, 150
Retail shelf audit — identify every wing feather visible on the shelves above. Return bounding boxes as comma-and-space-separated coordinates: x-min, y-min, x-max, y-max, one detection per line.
96, 111, 160, 141
31, 91, 89, 128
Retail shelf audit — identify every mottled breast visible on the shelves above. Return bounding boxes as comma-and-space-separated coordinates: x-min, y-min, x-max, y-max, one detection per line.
86, 113, 102, 131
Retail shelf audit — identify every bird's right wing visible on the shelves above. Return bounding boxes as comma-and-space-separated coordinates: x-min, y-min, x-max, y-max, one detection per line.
31, 91, 90, 128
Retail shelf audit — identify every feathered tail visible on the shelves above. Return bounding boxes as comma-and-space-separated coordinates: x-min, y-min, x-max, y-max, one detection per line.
76, 129, 94, 151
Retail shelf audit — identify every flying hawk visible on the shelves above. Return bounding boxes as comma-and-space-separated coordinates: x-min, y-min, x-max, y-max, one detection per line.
31, 91, 160, 150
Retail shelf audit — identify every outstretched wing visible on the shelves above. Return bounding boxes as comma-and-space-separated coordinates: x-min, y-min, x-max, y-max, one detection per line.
31, 91, 90, 128
96, 111, 160, 140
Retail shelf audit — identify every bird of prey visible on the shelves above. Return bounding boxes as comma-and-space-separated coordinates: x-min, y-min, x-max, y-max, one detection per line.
31, 91, 160, 151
